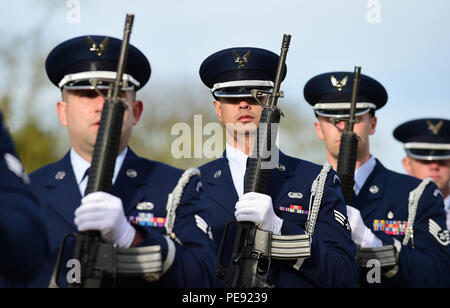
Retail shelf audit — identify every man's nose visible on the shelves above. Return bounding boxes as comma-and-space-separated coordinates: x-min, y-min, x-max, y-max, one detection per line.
239, 99, 251, 109
429, 161, 440, 169
93, 95, 106, 112
336, 120, 346, 131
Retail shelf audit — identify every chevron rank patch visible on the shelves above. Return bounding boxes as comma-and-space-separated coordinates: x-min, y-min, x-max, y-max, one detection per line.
333, 174, 341, 185
429, 219, 450, 246
334, 210, 351, 232
433, 189, 442, 198
195, 215, 213, 240
279, 205, 309, 215
373, 219, 408, 236
196, 181, 203, 192
4, 153, 30, 185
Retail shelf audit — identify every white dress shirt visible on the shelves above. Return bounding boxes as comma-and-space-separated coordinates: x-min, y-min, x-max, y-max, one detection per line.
226, 143, 248, 199
444, 195, 450, 212
444, 195, 450, 230
353, 156, 376, 197
70, 147, 128, 196
346, 155, 382, 247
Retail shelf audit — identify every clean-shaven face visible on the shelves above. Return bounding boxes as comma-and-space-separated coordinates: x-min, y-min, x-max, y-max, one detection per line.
213, 97, 266, 138
57, 89, 143, 160
403, 157, 450, 192
314, 112, 377, 162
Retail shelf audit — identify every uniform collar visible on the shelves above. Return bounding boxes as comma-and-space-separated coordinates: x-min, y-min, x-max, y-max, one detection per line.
44, 148, 146, 227
225, 143, 249, 199
354, 155, 376, 196
70, 147, 128, 185
444, 194, 450, 211
225, 142, 248, 173
353, 158, 387, 217
203, 148, 294, 201
70, 148, 91, 185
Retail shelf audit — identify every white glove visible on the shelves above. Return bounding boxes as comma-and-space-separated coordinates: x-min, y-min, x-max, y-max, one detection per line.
346, 205, 383, 248
74, 191, 136, 248
235, 192, 283, 235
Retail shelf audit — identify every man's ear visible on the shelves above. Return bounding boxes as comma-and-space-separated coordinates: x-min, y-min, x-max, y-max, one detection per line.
402, 157, 413, 176
369, 115, 377, 135
131, 100, 143, 125
56, 101, 68, 127
213, 101, 223, 122
314, 120, 325, 140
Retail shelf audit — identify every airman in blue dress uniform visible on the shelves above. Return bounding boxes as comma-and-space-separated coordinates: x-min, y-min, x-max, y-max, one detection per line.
28, 35, 215, 287
198, 47, 358, 287
0, 111, 49, 284
394, 118, 450, 229
304, 71, 450, 287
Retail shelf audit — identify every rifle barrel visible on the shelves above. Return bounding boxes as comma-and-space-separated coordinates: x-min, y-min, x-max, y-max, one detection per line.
268, 34, 290, 109
348, 66, 361, 132
111, 14, 134, 100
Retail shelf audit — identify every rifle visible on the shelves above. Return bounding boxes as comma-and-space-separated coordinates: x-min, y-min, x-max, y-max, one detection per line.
216, 35, 311, 288
336, 66, 361, 205
334, 67, 400, 274
71, 13, 134, 288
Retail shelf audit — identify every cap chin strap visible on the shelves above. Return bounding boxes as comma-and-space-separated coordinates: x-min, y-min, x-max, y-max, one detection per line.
316, 108, 372, 119
313, 102, 377, 110
63, 85, 136, 91
404, 143, 450, 150
405, 150, 450, 161
314, 103, 376, 119
211, 80, 273, 95
404, 143, 450, 161
59, 71, 140, 89
213, 92, 255, 99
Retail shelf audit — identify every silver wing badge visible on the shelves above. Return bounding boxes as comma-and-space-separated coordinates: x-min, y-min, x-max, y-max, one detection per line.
331, 75, 348, 91
87, 36, 110, 57
232, 50, 251, 69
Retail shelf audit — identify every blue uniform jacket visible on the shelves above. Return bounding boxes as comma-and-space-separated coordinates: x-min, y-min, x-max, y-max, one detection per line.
354, 159, 450, 287
0, 112, 49, 284
199, 151, 358, 287
28, 149, 216, 288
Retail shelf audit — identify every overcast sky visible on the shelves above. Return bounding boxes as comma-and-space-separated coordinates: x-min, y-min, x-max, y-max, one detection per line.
1, 0, 449, 173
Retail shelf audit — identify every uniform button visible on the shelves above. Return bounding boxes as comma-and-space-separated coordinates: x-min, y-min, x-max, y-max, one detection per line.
277, 164, 286, 172
369, 185, 379, 194
126, 169, 138, 178
214, 170, 222, 179
55, 171, 66, 181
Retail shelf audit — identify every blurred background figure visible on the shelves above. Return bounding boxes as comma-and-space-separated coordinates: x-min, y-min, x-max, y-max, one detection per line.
305, 71, 450, 287
0, 111, 49, 286
394, 118, 450, 229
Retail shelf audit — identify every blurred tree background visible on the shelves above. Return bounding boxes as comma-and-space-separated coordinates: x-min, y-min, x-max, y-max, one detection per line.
0, 3, 62, 173
0, 2, 325, 174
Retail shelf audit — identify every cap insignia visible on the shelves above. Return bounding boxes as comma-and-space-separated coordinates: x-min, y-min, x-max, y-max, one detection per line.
87, 36, 109, 57
427, 120, 443, 135
232, 50, 251, 69
331, 75, 348, 92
